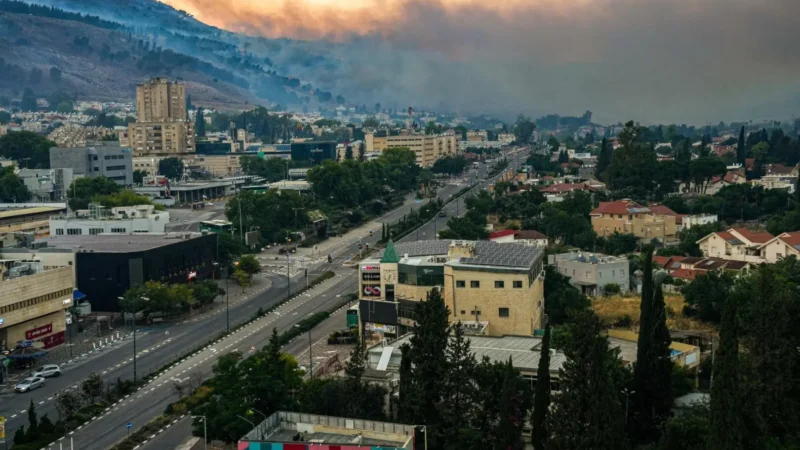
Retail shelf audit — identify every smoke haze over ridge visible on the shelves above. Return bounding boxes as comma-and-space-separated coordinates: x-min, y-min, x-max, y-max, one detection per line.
160, 0, 800, 124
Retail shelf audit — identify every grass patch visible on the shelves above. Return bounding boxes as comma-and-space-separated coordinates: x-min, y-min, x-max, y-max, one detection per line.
592, 293, 708, 331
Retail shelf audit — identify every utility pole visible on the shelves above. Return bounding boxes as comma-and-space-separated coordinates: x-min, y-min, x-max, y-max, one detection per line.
237, 188, 244, 242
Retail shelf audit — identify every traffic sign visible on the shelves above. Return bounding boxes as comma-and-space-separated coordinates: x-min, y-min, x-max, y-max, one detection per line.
127, 422, 132, 430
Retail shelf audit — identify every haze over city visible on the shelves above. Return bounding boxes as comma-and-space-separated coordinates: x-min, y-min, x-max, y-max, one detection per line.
159, 0, 800, 123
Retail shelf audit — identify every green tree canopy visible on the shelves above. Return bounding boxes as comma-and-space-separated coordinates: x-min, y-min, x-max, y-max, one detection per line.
0, 130, 55, 169
158, 157, 185, 180
67, 176, 121, 210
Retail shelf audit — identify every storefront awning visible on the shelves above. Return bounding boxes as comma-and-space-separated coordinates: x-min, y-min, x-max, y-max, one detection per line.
73, 290, 86, 301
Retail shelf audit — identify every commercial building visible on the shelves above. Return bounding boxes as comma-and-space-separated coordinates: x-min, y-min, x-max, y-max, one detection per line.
358, 240, 545, 340
548, 251, 630, 296
50, 204, 169, 236
239, 411, 418, 450
134, 178, 247, 204
50, 143, 133, 185
124, 121, 196, 156
16, 168, 74, 202
590, 200, 678, 243
0, 205, 67, 237
696, 228, 774, 263
135, 77, 186, 122
183, 153, 243, 177
123, 78, 195, 156
367, 333, 566, 386
290, 141, 337, 165
44, 233, 217, 312
0, 262, 73, 351
365, 132, 459, 167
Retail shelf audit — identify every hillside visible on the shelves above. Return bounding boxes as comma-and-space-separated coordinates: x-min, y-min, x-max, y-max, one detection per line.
0, 0, 345, 110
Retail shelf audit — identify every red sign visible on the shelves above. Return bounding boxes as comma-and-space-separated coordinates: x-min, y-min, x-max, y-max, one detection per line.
26, 324, 53, 340
41, 331, 65, 349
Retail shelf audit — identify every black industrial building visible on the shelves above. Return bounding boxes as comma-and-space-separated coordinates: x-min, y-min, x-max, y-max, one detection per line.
290, 142, 336, 165
52, 233, 217, 312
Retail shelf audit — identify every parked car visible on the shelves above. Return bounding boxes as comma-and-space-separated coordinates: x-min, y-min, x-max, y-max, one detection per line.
438, 211, 447, 217
31, 364, 61, 378
15, 377, 45, 393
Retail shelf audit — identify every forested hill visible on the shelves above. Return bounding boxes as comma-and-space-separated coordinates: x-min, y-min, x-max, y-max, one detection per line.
0, 0, 344, 109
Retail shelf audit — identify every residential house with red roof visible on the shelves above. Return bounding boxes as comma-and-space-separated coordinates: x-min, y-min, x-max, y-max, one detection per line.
705, 171, 747, 195
590, 200, 678, 243
757, 231, 800, 263
751, 163, 799, 194
696, 228, 774, 263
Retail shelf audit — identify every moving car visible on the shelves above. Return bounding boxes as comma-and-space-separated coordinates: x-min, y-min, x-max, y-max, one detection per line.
15, 377, 45, 393
438, 211, 447, 217
31, 364, 61, 378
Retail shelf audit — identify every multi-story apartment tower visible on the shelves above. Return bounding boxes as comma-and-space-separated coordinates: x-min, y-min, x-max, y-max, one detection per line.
135, 77, 187, 122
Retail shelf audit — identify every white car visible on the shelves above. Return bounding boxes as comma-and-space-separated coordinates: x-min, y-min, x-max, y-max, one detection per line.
15, 377, 45, 393
31, 364, 61, 378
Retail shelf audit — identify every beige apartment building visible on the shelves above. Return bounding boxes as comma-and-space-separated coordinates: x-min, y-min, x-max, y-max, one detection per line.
124, 78, 195, 156
357, 240, 545, 339
183, 154, 243, 177
136, 77, 187, 122
590, 200, 678, 243
364, 132, 459, 167
0, 263, 73, 350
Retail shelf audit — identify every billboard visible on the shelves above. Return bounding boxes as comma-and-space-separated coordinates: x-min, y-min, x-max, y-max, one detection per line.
245, 231, 260, 247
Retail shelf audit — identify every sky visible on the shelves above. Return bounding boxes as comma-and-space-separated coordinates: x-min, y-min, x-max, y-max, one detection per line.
159, 0, 800, 124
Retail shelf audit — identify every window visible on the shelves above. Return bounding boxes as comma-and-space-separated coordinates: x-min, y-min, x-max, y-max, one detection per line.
55, 228, 64, 236
620, 270, 625, 277
111, 228, 126, 233
456, 280, 465, 288
599, 272, 603, 279
107, 165, 126, 171
92, 156, 98, 161
67, 228, 82, 235
104, 155, 111, 160
499, 308, 510, 317
612, 270, 616, 277
460, 310, 466, 315
89, 228, 103, 235
470, 280, 480, 288
513, 280, 523, 288
494, 280, 505, 288
93, 167, 99, 172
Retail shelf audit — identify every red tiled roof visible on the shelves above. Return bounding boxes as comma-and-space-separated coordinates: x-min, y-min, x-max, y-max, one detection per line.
671, 268, 700, 280
679, 256, 705, 265
590, 200, 647, 216
647, 204, 679, 217
540, 183, 589, 194
515, 230, 547, 240
777, 231, 800, 247
732, 228, 773, 244
745, 158, 755, 170
715, 231, 736, 242
652, 256, 670, 268
766, 164, 795, 175
489, 230, 517, 240
665, 256, 686, 270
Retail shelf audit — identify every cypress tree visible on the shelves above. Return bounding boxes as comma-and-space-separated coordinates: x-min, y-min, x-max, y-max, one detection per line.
737, 126, 746, 166
397, 343, 415, 423
709, 293, 743, 450
631, 245, 655, 442
195, 107, 206, 137
495, 357, 529, 450
27, 399, 38, 440
649, 271, 673, 432
596, 137, 612, 180
440, 323, 480, 447
408, 288, 451, 447
531, 324, 551, 450
547, 310, 629, 450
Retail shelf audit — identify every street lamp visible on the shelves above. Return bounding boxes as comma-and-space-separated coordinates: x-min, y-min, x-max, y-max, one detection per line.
213, 262, 230, 333
119, 295, 149, 383
295, 324, 313, 378
191, 415, 207, 450
622, 388, 635, 424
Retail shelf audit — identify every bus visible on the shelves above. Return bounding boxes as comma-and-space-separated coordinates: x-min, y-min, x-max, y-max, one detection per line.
346, 306, 359, 329
199, 220, 234, 234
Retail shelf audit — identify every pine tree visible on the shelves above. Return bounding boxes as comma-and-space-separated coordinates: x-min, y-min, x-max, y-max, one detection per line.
440, 323, 479, 447
195, 107, 206, 137
737, 126, 746, 166
345, 336, 366, 383
27, 399, 39, 440
709, 292, 743, 450
408, 287, 451, 448
596, 137, 612, 180
495, 357, 529, 450
547, 310, 629, 450
531, 325, 551, 450
358, 142, 366, 161
266, 327, 281, 363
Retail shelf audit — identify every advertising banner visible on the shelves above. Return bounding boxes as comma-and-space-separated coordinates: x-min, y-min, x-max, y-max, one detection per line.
26, 324, 53, 340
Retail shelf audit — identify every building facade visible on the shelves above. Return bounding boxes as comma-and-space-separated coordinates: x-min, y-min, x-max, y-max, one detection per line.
358, 240, 545, 339
183, 154, 243, 177
548, 251, 630, 296
16, 168, 74, 202
50, 204, 169, 236
0, 263, 73, 351
590, 200, 678, 242
124, 121, 195, 157
135, 77, 187, 122
365, 132, 459, 167
696, 228, 774, 263
50, 143, 133, 185
0, 206, 67, 237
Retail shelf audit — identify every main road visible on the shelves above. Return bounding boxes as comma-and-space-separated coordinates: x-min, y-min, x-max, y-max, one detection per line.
7, 147, 528, 449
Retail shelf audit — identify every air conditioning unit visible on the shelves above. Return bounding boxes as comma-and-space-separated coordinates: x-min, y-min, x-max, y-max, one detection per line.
390, 379, 400, 388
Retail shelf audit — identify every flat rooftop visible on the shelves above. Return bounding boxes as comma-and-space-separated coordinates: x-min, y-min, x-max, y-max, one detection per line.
377, 333, 565, 375
377, 240, 543, 270
0, 206, 66, 220
42, 233, 208, 253
241, 411, 414, 448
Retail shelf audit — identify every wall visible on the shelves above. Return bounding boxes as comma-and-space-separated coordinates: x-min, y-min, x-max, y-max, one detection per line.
50, 148, 89, 176
444, 266, 544, 336
552, 259, 629, 295
760, 240, 799, 264
50, 214, 168, 235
